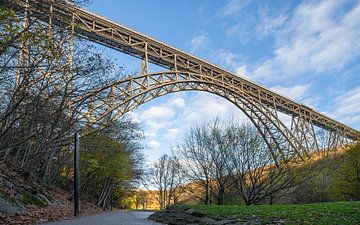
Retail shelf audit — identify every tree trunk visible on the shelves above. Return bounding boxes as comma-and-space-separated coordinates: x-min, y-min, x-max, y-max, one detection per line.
205, 181, 210, 205
97, 178, 112, 210
218, 185, 225, 205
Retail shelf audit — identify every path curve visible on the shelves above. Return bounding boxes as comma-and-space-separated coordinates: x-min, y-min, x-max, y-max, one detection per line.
39, 210, 163, 225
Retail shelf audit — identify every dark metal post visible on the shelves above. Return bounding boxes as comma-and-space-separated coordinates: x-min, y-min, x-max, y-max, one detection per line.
110, 192, 112, 211
74, 132, 80, 216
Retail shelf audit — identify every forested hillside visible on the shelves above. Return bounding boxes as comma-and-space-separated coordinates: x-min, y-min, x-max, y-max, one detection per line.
0, 1, 146, 224
140, 120, 360, 209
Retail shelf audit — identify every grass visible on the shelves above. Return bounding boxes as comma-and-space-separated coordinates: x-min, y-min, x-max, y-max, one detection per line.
184, 201, 360, 225
22, 193, 47, 207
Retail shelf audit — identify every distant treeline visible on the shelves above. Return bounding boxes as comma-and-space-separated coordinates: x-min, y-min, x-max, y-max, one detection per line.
141, 119, 360, 209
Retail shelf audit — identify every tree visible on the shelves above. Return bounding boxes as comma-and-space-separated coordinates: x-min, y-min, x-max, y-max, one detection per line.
330, 142, 360, 200
229, 123, 301, 205
174, 124, 214, 205
143, 154, 183, 210
0, 0, 147, 211
175, 119, 302, 206
205, 120, 235, 205
79, 119, 144, 209
0, 3, 124, 185
286, 155, 335, 204
175, 119, 236, 205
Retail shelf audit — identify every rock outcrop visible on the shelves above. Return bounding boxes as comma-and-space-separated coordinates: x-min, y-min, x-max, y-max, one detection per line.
148, 205, 286, 225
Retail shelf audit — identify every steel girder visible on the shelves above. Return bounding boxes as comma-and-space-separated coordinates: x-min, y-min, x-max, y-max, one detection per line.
290, 115, 352, 154
73, 71, 344, 160
3, 0, 360, 142
3, 0, 359, 159
291, 116, 320, 155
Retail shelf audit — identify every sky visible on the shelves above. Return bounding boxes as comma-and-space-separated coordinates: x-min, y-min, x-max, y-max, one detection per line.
87, 0, 360, 163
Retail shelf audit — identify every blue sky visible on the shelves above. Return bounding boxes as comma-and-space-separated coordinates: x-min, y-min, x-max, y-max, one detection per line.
88, 0, 360, 163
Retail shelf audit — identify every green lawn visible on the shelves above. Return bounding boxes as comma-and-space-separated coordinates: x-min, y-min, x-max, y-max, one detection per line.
184, 201, 360, 225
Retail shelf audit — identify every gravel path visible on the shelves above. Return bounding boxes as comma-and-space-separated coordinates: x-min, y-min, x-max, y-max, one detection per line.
39, 210, 163, 225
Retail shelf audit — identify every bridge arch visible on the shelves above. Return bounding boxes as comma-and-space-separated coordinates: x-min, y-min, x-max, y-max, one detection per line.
6, 0, 358, 162
78, 71, 308, 161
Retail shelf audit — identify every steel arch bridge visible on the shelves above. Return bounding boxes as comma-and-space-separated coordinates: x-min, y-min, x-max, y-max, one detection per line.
3, 0, 360, 160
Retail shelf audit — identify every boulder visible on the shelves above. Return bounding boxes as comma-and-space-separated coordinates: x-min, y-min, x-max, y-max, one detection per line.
149, 205, 235, 225
0, 197, 24, 214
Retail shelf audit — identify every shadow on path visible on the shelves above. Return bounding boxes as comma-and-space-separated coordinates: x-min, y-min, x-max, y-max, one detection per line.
39, 210, 163, 225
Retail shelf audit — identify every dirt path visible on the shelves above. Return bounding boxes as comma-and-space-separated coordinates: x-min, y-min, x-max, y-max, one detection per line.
39, 210, 162, 225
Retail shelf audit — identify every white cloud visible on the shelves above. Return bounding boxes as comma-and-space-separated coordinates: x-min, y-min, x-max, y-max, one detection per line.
235, 65, 250, 79
256, 13, 287, 37
333, 86, 360, 128
252, 0, 360, 82
144, 130, 157, 139
216, 50, 238, 68
278, 112, 293, 129
181, 93, 247, 123
224, 22, 252, 42
270, 84, 310, 101
163, 128, 180, 140
210, 49, 245, 72
208, 50, 252, 81
223, 4, 288, 42
218, 0, 251, 17
141, 106, 175, 120
190, 32, 210, 53
168, 96, 186, 108
140, 105, 176, 141
142, 121, 172, 142
148, 141, 161, 149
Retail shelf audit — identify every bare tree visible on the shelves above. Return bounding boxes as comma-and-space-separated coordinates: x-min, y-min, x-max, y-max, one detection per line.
174, 119, 236, 205
174, 119, 302, 205
206, 120, 236, 205
143, 154, 183, 210
174, 124, 214, 205
229, 123, 299, 205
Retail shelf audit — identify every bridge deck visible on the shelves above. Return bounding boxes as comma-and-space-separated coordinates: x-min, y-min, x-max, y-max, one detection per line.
3, 0, 359, 140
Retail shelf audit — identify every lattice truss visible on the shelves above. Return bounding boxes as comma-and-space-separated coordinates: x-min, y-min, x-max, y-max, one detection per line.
3, 0, 360, 160
74, 71, 354, 159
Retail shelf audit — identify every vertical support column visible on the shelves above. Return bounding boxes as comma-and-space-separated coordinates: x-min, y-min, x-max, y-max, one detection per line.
290, 115, 320, 156
174, 54, 178, 81
174, 54, 177, 71
140, 42, 149, 75
74, 131, 81, 216
106, 86, 115, 124
87, 96, 95, 125
68, 13, 75, 109
310, 122, 320, 154
23, 1, 30, 86
48, 1, 53, 36
46, 1, 54, 76
327, 129, 348, 151
327, 130, 339, 151
16, 0, 30, 87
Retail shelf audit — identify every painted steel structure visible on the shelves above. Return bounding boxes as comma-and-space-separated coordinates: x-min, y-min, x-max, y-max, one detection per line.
3, 0, 360, 159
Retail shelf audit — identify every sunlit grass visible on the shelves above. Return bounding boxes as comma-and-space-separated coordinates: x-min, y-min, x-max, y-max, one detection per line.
183, 201, 360, 225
